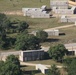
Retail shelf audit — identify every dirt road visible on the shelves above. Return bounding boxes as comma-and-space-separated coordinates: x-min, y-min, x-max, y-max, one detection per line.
44, 24, 74, 31
20, 62, 63, 68
1, 10, 23, 16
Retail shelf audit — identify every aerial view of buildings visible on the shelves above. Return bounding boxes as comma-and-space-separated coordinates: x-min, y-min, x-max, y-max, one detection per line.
0, 0, 76, 75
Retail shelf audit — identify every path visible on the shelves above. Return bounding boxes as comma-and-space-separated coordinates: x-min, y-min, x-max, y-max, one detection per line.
69, 0, 76, 6
44, 24, 74, 31
20, 62, 63, 68
1, 10, 23, 16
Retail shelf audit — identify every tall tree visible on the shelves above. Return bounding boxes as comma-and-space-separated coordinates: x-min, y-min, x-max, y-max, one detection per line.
17, 21, 29, 33
47, 64, 60, 75
36, 30, 48, 42
15, 34, 40, 50
0, 13, 10, 31
64, 58, 76, 75
0, 61, 5, 75
0, 55, 21, 75
48, 44, 68, 62
0, 13, 11, 49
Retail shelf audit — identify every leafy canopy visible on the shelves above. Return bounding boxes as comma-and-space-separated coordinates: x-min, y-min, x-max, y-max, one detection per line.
15, 33, 41, 50
48, 44, 68, 62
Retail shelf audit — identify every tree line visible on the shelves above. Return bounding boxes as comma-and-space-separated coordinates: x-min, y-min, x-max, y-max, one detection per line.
0, 13, 48, 50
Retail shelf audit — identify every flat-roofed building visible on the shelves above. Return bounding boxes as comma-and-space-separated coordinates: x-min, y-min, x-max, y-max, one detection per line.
64, 43, 76, 56
44, 29, 59, 36
50, 0, 68, 9
52, 6, 76, 14
22, 5, 51, 18
61, 15, 76, 23
36, 64, 49, 74
19, 50, 44, 61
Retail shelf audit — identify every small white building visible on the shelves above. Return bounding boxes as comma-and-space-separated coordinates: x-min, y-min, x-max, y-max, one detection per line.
61, 15, 76, 23
64, 43, 76, 56
52, 6, 76, 14
22, 5, 51, 18
50, 0, 69, 9
44, 29, 59, 36
30, 29, 59, 36
36, 64, 49, 74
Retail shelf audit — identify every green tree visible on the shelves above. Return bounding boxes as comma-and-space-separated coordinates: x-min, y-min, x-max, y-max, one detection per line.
48, 44, 68, 62
0, 37, 6, 49
67, 59, 76, 75
63, 57, 76, 75
36, 30, 48, 42
15, 34, 40, 50
0, 13, 11, 49
17, 21, 29, 33
47, 64, 60, 75
6, 55, 20, 66
0, 13, 11, 31
0, 55, 21, 75
0, 61, 5, 75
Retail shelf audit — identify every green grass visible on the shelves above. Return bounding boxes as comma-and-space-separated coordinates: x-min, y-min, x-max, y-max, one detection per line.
41, 26, 76, 46
27, 59, 63, 66
8, 15, 72, 31
21, 66, 46, 75
7, 15, 75, 47
0, 0, 76, 47
0, 0, 50, 11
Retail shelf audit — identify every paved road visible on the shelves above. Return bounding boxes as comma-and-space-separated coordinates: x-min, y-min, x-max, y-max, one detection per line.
0, 51, 20, 56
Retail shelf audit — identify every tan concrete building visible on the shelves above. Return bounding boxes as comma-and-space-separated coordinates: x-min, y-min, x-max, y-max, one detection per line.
64, 43, 76, 55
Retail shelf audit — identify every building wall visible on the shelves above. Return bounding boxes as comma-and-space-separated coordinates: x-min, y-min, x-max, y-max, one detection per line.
65, 43, 76, 56
60, 16, 76, 22
50, 0, 68, 9
22, 6, 50, 18
36, 64, 49, 74
19, 50, 44, 61
52, 6, 76, 14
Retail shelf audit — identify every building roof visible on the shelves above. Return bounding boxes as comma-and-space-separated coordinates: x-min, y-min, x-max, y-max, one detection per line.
36, 64, 48, 69
21, 50, 44, 53
64, 43, 76, 47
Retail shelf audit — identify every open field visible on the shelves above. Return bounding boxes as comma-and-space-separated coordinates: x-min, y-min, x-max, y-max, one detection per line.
7, 15, 76, 47
0, 0, 75, 47
8, 15, 72, 31
21, 66, 46, 75
27, 59, 63, 66
41, 26, 76, 46
0, 0, 50, 11
21, 65, 67, 75
0, 0, 75, 48
5, 15, 76, 48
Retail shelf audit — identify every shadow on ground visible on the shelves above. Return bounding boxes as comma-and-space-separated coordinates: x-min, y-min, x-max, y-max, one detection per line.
45, 38, 60, 42
23, 70, 41, 75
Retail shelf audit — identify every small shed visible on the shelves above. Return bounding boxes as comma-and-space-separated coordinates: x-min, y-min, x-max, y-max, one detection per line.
64, 43, 76, 56
36, 64, 49, 74
44, 29, 59, 36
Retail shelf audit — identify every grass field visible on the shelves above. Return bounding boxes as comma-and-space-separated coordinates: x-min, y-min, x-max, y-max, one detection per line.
7, 15, 76, 47
8, 15, 72, 31
27, 59, 63, 66
41, 26, 76, 46
0, 0, 74, 75
0, 0, 50, 11
0, 0, 75, 47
